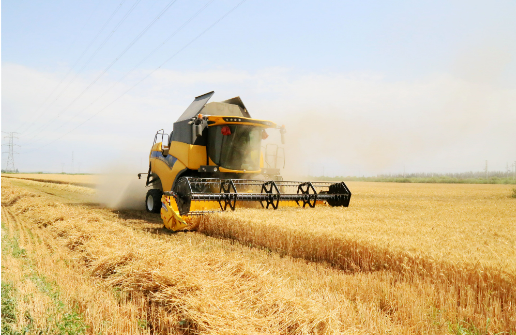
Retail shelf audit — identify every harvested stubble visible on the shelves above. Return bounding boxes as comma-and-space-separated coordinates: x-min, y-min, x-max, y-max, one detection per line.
197, 182, 516, 331
2, 179, 404, 334
1, 206, 161, 334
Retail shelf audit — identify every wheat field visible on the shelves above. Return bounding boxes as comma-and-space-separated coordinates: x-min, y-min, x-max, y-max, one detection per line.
1, 175, 515, 334
1, 173, 97, 186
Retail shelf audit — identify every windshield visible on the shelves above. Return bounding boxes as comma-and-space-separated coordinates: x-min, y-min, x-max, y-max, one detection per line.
208, 125, 262, 171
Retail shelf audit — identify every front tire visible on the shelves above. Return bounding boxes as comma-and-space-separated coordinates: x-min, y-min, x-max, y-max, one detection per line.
145, 189, 163, 213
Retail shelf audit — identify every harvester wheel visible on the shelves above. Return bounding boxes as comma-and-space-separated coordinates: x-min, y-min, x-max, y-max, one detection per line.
145, 189, 163, 213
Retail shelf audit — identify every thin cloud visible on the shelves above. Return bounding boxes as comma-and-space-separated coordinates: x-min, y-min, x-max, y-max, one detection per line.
2, 63, 515, 174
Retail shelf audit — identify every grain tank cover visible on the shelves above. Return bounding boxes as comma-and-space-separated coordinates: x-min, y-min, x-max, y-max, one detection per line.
201, 101, 250, 118
171, 91, 256, 145
221, 96, 251, 118
176, 91, 214, 122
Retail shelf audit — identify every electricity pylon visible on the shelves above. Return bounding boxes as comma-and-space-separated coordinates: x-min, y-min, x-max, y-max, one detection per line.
2, 132, 20, 172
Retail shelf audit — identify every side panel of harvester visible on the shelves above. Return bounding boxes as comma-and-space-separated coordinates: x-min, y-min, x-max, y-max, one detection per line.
149, 141, 207, 192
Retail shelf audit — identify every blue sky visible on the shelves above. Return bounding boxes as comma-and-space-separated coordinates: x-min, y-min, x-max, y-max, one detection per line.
4, 1, 516, 79
2, 0, 516, 176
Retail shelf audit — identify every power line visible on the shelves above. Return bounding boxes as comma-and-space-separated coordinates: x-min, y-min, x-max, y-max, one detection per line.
23, 0, 179, 144
22, 0, 249, 154
62, 0, 105, 59
75, 0, 143, 76
18, 0, 130, 135
43, 0, 217, 136
22, 0, 138, 137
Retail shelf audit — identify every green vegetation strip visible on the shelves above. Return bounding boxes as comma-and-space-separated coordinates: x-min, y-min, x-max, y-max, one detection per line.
1, 282, 17, 335
1, 223, 87, 335
315, 176, 516, 184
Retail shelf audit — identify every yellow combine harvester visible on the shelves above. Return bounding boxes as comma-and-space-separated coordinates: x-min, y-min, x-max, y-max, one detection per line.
138, 92, 351, 231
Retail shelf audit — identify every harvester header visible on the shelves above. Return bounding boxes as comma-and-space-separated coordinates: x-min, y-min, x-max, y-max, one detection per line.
138, 92, 351, 231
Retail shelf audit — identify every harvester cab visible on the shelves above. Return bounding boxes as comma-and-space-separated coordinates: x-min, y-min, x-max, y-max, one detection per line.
138, 91, 351, 231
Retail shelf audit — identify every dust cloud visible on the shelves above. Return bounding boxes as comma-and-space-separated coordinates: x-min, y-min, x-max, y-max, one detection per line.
96, 164, 148, 210
262, 59, 514, 177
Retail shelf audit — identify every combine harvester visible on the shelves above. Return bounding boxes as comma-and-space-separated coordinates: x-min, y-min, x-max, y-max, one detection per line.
138, 92, 351, 231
